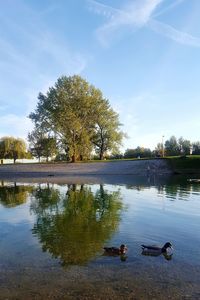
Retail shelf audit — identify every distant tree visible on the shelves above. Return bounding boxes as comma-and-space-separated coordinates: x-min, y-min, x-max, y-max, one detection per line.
28, 130, 57, 162
12, 139, 27, 163
124, 147, 152, 158
192, 142, 200, 155
29, 75, 124, 162
155, 142, 164, 157
40, 137, 58, 162
0, 136, 27, 163
178, 137, 191, 155
28, 130, 44, 162
124, 149, 135, 158
165, 136, 179, 156
110, 153, 123, 159
25, 151, 33, 159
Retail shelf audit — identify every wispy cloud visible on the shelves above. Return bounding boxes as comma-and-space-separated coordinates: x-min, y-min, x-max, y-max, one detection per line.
88, 0, 163, 45
153, 0, 185, 18
0, 1, 87, 95
0, 1, 87, 139
149, 19, 200, 47
88, 0, 200, 48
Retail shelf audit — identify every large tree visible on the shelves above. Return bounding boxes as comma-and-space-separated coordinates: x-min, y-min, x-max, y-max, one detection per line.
29, 75, 124, 162
0, 136, 27, 163
92, 98, 124, 160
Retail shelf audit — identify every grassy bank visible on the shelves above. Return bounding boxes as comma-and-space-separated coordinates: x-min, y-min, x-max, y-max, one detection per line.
166, 155, 200, 174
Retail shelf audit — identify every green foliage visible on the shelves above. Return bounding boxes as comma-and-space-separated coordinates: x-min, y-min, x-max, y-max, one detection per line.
28, 130, 57, 162
192, 142, 200, 155
124, 147, 152, 158
164, 136, 192, 156
0, 136, 27, 163
178, 137, 191, 155
165, 136, 179, 156
155, 142, 164, 157
92, 99, 124, 159
29, 75, 124, 162
40, 137, 57, 162
28, 129, 43, 161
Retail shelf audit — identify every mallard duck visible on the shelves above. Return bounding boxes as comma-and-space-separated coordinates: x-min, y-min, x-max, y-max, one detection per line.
141, 242, 172, 256
103, 244, 127, 255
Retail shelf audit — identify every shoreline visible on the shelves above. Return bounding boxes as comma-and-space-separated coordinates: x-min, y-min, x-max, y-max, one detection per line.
0, 159, 171, 176
0, 159, 172, 184
0, 159, 199, 184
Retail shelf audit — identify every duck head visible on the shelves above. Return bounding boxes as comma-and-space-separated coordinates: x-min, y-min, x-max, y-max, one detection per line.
120, 244, 127, 254
162, 242, 172, 252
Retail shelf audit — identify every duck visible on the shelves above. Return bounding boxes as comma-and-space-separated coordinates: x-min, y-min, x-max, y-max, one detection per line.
141, 242, 172, 256
103, 244, 127, 255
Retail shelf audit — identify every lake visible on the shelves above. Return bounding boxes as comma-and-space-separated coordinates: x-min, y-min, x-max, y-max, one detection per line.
0, 175, 200, 299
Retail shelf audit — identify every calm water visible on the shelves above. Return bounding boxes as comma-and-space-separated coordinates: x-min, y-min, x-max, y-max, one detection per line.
0, 176, 200, 299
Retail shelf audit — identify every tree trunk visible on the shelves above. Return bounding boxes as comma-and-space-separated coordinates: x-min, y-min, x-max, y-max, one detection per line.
71, 131, 76, 162
99, 151, 104, 160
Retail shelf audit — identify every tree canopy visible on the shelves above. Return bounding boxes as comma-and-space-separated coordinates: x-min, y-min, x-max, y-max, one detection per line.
164, 136, 191, 156
28, 130, 57, 162
0, 136, 27, 163
124, 147, 152, 159
29, 75, 124, 162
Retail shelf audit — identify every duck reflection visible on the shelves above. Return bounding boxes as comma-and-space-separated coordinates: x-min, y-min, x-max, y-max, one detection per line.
31, 184, 123, 267
141, 250, 173, 261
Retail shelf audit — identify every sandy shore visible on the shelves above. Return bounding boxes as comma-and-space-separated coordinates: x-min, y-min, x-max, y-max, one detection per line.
0, 159, 172, 184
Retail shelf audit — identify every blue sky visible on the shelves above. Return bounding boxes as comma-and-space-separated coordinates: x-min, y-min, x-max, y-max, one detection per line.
0, 0, 200, 151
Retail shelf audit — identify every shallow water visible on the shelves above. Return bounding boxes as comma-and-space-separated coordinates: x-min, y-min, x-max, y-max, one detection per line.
0, 176, 200, 299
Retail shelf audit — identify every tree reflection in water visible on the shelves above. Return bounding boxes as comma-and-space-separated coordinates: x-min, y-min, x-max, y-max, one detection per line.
0, 182, 33, 207
31, 184, 123, 267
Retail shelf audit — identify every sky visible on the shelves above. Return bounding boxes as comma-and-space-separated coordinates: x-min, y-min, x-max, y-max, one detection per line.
0, 0, 200, 152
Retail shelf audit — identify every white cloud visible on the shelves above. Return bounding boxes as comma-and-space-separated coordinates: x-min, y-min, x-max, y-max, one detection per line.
88, 0, 200, 48
89, 0, 163, 26
89, 0, 163, 45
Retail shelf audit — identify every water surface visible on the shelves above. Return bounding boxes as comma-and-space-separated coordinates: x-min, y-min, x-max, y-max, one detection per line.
0, 176, 200, 299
